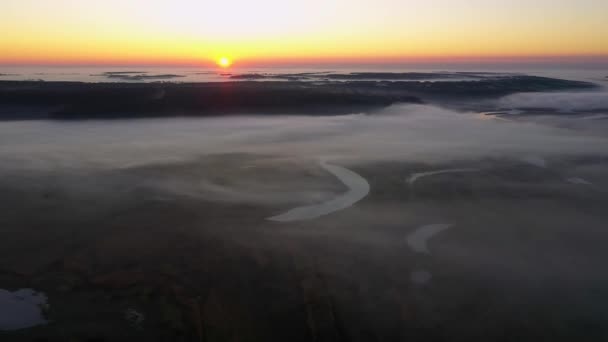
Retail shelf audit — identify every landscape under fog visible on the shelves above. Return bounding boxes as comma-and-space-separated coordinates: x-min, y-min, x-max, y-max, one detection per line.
1, 67, 608, 340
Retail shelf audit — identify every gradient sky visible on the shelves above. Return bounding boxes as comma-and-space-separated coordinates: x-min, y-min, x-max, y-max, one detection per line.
2, 0, 607, 66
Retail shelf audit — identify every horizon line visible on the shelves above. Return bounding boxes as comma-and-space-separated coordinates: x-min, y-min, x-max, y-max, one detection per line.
1, 55, 607, 68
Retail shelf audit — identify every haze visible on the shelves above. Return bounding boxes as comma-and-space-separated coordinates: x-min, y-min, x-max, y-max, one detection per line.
2, 0, 607, 65
2, 1, 608, 340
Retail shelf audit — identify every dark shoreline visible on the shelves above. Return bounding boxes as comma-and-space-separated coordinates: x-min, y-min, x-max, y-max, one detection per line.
0, 76, 597, 119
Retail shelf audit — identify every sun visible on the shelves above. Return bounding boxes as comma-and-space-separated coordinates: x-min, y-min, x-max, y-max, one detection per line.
218, 57, 232, 68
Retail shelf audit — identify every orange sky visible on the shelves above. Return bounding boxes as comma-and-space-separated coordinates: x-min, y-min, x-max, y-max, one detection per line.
2, 0, 607, 66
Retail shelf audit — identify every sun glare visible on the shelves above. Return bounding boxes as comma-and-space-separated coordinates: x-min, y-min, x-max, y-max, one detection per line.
218, 57, 232, 67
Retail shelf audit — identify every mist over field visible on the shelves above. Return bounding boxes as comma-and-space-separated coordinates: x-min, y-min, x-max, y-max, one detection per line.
2, 0, 608, 339
499, 91, 608, 112
1, 70, 608, 341
2, 102, 607, 170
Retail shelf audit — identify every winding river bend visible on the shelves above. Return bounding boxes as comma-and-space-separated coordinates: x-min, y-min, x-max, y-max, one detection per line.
406, 223, 454, 254
406, 168, 479, 185
268, 159, 370, 222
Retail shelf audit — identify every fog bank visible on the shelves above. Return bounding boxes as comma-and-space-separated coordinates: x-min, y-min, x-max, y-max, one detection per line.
1, 104, 607, 173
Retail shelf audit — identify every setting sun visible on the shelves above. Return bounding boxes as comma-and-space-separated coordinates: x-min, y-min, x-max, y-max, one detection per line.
218, 57, 232, 67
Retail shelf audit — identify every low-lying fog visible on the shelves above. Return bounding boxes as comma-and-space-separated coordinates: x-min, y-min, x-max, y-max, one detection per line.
1, 102, 607, 171
2, 91, 608, 340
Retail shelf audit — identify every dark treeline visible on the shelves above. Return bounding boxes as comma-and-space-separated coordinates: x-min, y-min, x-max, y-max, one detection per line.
0, 76, 595, 119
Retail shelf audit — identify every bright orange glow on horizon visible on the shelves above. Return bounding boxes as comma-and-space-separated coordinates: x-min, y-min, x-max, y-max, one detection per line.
1, 0, 607, 66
